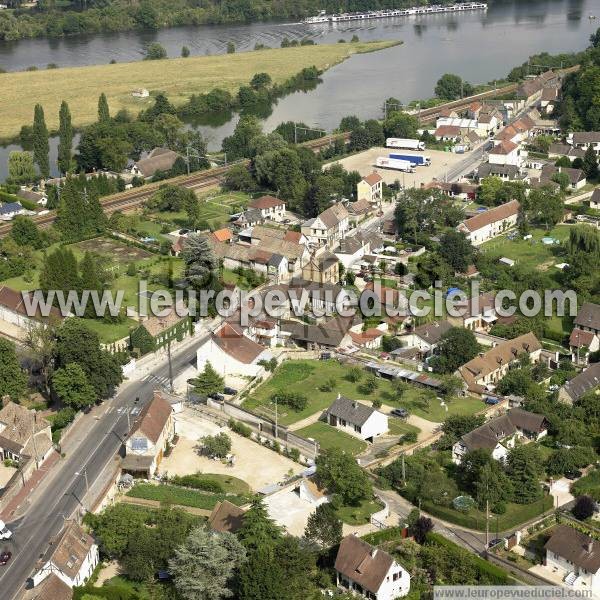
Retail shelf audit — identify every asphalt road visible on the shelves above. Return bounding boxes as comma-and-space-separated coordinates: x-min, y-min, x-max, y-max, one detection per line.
0, 332, 208, 600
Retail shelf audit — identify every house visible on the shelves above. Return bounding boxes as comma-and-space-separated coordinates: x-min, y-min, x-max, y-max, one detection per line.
558, 362, 600, 405
569, 328, 600, 365
347, 324, 386, 350
447, 292, 497, 331
335, 232, 382, 269
400, 320, 452, 359
452, 408, 547, 464
298, 478, 330, 506
335, 534, 410, 600
133, 302, 190, 353
0, 285, 65, 333
31, 521, 99, 589
456, 200, 520, 245
457, 332, 542, 395
588, 189, 600, 210
574, 302, 600, 336
326, 394, 388, 442
208, 500, 246, 533
424, 181, 477, 201
548, 142, 586, 162
122, 392, 175, 478
32, 574, 73, 600
0, 400, 54, 468
540, 165, 586, 191
545, 525, 600, 594
281, 315, 357, 350
434, 125, 462, 142
567, 131, 600, 154
233, 208, 263, 229
17, 188, 47, 206
302, 248, 339, 285
0, 202, 25, 220
489, 140, 521, 166
357, 172, 383, 205
131, 148, 181, 179
196, 322, 272, 377
301, 203, 349, 249
476, 163, 524, 181
347, 197, 375, 225
517, 71, 559, 104
210, 228, 233, 244
248, 195, 286, 221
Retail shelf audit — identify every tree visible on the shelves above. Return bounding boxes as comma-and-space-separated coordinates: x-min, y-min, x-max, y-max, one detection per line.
182, 233, 218, 290
24, 322, 57, 396
572, 495, 596, 521
551, 171, 571, 191
0, 338, 27, 401
51, 363, 96, 410
227, 41, 236, 54
583, 145, 599, 180
440, 230, 473, 272
8, 151, 35, 184
11, 216, 43, 249
506, 445, 544, 504
412, 516, 434, 543
181, 45, 190, 58
315, 447, 372, 505
32, 104, 49, 178
57, 100, 73, 174
221, 115, 262, 161
39, 246, 80, 294
97, 93, 110, 123
304, 503, 342, 548
474, 462, 514, 511
383, 111, 419, 139
431, 327, 479, 374
237, 497, 282, 552
250, 72, 272, 90
145, 42, 167, 60
438, 414, 486, 450
435, 73, 472, 100
129, 325, 156, 355
192, 361, 224, 397
169, 527, 246, 600
200, 432, 232, 458
223, 163, 257, 192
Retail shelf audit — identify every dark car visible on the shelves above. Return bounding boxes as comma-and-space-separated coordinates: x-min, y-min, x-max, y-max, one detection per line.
391, 408, 409, 419
488, 539, 503, 549
0, 552, 12, 566
210, 393, 225, 401
223, 386, 238, 395
565, 470, 583, 480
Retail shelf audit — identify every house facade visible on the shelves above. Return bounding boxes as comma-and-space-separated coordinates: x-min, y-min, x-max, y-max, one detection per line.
457, 200, 520, 246
248, 195, 286, 221
357, 172, 383, 205
301, 203, 349, 248
335, 534, 410, 600
558, 362, 600, 405
488, 140, 522, 166
302, 249, 340, 285
326, 395, 388, 442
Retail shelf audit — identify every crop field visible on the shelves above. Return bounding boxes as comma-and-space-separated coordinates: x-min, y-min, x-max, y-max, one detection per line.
0, 41, 398, 140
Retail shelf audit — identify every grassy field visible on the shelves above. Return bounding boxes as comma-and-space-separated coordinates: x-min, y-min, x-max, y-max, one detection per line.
295, 421, 368, 456
243, 359, 482, 425
0, 41, 398, 140
336, 497, 385, 525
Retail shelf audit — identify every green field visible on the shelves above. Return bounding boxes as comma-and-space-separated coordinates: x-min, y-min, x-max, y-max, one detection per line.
243, 359, 482, 425
295, 421, 368, 455
0, 40, 398, 140
480, 225, 570, 270
336, 497, 385, 525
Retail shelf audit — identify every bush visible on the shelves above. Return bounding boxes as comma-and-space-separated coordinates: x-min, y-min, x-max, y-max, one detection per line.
270, 390, 308, 411
573, 495, 596, 521
229, 418, 252, 437
170, 474, 224, 493
145, 42, 167, 60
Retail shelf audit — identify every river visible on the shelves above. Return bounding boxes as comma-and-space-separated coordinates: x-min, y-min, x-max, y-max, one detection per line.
0, 0, 598, 181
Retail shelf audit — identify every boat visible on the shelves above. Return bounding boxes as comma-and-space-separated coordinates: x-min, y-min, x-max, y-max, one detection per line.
303, 2, 487, 24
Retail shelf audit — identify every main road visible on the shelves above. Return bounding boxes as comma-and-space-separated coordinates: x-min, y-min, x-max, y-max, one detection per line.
0, 330, 211, 600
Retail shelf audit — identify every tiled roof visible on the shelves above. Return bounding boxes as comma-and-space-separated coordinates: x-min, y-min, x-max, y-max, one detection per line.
490, 140, 518, 155
213, 322, 267, 364
545, 525, 600, 573
33, 574, 72, 600
569, 328, 596, 348
208, 500, 245, 533
561, 362, 600, 402
130, 392, 172, 444
249, 195, 285, 210
0, 401, 50, 452
459, 200, 520, 233
574, 302, 600, 331
135, 148, 180, 177
211, 228, 233, 243
362, 172, 383, 186
0, 285, 63, 322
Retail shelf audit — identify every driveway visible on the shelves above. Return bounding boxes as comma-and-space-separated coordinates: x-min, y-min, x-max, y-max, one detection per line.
263, 489, 316, 536
549, 478, 574, 508
159, 409, 303, 491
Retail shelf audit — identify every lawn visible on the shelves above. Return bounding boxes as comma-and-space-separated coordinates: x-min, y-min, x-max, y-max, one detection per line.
173, 472, 252, 496
336, 497, 385, 525
126, 483, 249, 510
243, 359, 482, 425
388, 417, 421, 438
572, 468, 600, 501
0, 41, 398, 140
81, 317, 138, 344
295, 421, 368, 456
480, 225, 570, 270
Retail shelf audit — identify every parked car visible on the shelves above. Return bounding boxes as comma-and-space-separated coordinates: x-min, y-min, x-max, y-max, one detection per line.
391, 408, 409, 419
488, 539, 503, 549
484, 396, 500, 405
223, 386, 238, 395
210, 393, 225, 401
0, 551, 11, 566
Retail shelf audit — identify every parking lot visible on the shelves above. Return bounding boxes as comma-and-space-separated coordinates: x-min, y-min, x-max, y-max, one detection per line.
328, 146, 468, 188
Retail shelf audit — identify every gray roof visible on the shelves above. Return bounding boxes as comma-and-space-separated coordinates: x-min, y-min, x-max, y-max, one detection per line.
0, 202, 23, 215
575, 302, 600, 332
327, 395, 377, 427
545, 525, 600, 573
477, 163, 522, 180
561, 362, 600, 403
410, 320, 452, 345
572, 131, 600, 145
540, 164, 585, 185
135, 148, 180, 178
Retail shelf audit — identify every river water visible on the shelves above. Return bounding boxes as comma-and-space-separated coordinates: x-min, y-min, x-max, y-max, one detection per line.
0, 0, 598, 180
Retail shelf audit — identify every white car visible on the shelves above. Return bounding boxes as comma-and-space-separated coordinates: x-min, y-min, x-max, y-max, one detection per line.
0, 520, 12, 540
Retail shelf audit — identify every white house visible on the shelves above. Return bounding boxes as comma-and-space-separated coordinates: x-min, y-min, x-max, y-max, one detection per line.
248, 195, 286, 221
452, 408, 547, 465
301, 203, 349, 249
0, 202, 25, 221
326, 395, 388, 442
357, 172, 383, 205
488, 140, 522, 166
400, 320, 452, 359
335, 534, 410, 600
545, 525, 600, 594
0, 285, 65, 332
17, 188, 47, 206
567, 131, 600, 154
457, 200, 520, 246
32, 521, 99, 589
196, 322, 272, 378
298, 478, 330, 506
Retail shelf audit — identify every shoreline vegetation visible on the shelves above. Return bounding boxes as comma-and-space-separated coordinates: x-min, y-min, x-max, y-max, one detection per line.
0, 40, 400, 142
0, 0, 460, 43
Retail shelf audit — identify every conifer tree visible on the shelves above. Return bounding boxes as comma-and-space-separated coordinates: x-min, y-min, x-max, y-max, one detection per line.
58, 100, 73, 174
98, 93, 110, 123
32, 104, 49, 178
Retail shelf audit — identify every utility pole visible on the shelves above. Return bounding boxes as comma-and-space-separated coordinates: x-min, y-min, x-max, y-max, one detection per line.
485, 498, 490, 550
401, 453, 406, 485
274, 395, 278, 440
31, 410, 39, 469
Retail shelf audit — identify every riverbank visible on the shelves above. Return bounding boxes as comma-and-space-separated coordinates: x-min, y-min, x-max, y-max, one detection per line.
0, 40, 399, 141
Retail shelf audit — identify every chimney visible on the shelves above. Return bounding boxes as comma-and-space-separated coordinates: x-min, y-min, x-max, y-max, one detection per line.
337, 393, 341, 400
371, 548, 378, 558
587, 541, 594, 553
353, 401, 358, 409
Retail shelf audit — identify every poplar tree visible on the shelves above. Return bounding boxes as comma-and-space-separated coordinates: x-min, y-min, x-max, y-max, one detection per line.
32, 104, 49, 178
98, 93, 110, 123
57, 100, 73, 174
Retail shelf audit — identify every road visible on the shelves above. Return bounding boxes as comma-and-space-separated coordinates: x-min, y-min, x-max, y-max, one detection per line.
0, 331, 210, 600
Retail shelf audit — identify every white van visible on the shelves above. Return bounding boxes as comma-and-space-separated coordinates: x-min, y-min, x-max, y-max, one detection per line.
0, 520, 12, 540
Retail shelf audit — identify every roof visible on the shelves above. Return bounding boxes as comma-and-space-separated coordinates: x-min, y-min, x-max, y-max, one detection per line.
459, 200, 520, 233
572, 131, 600, 145
17, 188, 45, 202
545, 525, 600, 573
490, 140, 518, 155
121, 453, 155, 471
348, 197, 373, 216
317, 203, 349, 229
211, 228, 233, 243
569, 328, 596, 348
141, 303, 188, 337
477, 163, 522, 180
0, 285, 64, 322
434, 125, 461, 137
33, 574, 72, 600
208, 500, 245, 533
249, 195, 285, 210
327, 395, 378, 427
540, 164, 585, 185
284, 230, 302, 244
459, 408, 546, 452
134, 148, 180, 178
348, 327, 385, 346
574, 302, 600, 331
281, 315, 356, 348
335, 535, 395, 595
362, 172, 383, 186
561, 362, 600, 402
212, 322, 268, 364
40, 521, 95, 581
0, 202, 23, 215
458, 332, 542, 392
0, 401, 50, 453
411, 320, 452, 345
129, 392, 172, 443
